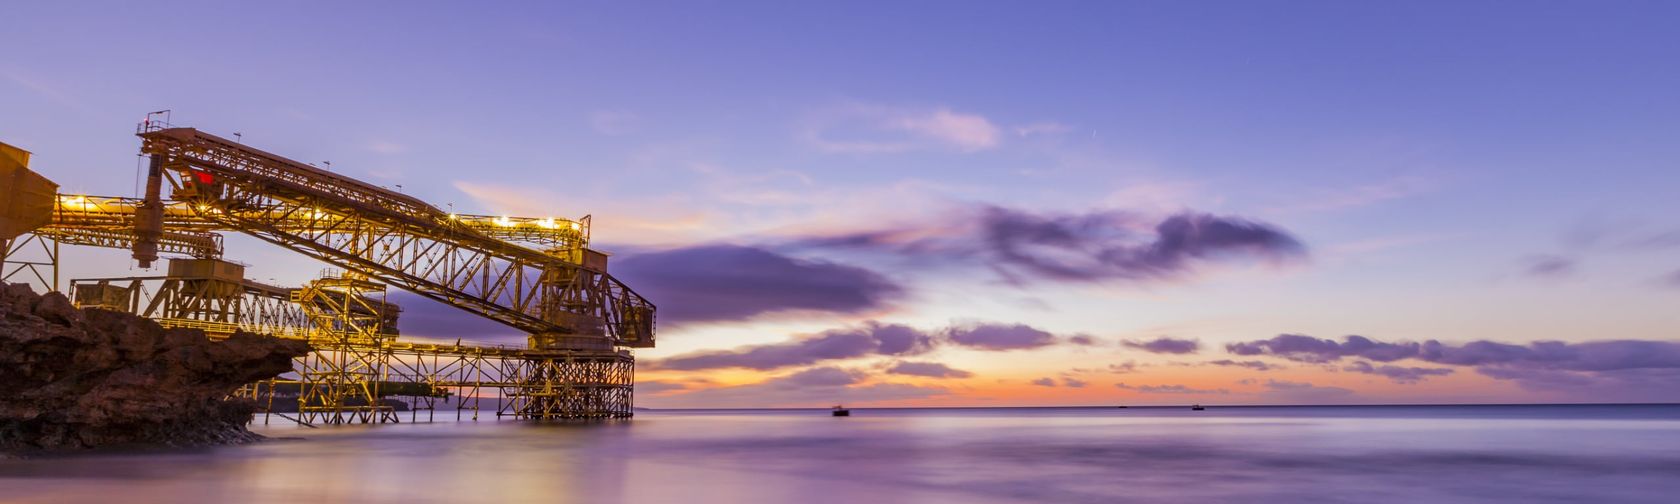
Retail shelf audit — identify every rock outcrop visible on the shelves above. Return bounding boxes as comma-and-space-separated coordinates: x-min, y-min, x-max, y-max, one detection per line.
0, 283, 309, 451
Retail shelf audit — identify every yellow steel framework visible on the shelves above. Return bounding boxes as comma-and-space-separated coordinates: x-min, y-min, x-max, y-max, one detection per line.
1, 233, 58, 292
11, 192, 592, 291
242, 343, 634, 424
2, 140, 61, 292
51, 193, 586, 254
290, 271, 399, 424
135, 126, 654, 351
3, 121, 657, 421
71, 265, 312, 340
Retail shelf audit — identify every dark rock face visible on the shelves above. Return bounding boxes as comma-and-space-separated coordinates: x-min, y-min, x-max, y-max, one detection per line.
0, 283, 309, 451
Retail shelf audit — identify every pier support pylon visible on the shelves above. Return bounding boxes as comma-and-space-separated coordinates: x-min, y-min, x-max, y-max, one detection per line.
501, 349, 634, 419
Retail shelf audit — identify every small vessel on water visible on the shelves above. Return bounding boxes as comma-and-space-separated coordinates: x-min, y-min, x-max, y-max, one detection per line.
1191, 404, 1205, 411
832, 405, 850, 417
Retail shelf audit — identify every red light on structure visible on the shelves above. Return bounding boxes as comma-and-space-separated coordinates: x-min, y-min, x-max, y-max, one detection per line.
193, 171, 215, 184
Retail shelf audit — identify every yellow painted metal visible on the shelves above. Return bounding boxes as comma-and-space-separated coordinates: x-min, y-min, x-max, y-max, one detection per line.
0, 141, 58, 241
47, 194, 589, 251
40, 123, 647, 421
289, 271, 400, 424
0, 142, 29, 167
37, 193, 583, 263
137, 127, 654, 349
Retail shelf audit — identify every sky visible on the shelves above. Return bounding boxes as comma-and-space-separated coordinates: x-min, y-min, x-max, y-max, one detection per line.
4, 1, 1679, 407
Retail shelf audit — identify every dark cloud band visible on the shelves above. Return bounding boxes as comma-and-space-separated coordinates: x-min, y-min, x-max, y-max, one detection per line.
613, 244, 902, 325
650, 320, 1089, 371
795, 205, 1305, 285
1228, 333, 1680, 393
1123, 336, 1201, 354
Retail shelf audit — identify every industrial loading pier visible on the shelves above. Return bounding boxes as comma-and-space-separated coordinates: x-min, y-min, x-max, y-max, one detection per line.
0, 118, 656, 423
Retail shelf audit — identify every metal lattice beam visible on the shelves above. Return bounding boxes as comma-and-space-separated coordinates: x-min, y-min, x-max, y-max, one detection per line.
70, 274, 312, 339
137, 127, 655, 349
49, 194, 585, 253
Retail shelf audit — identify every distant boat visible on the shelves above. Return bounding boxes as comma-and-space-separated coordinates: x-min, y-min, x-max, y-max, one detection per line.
1191, 404, 1205, 411
1116, 405, 1129, 408
832, 405, 850, 417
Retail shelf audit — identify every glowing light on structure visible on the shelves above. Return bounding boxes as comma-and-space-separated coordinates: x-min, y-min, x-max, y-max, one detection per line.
59, 195, 91, 209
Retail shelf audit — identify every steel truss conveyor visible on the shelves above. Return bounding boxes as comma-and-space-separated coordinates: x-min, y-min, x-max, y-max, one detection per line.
6, 125, 657, 419
135, 126, 655, 351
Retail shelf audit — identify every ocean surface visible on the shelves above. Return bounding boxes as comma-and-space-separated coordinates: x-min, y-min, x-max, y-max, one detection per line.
2, 404, 1677, 503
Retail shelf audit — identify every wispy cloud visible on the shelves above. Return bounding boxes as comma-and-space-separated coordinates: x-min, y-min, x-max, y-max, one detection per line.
636, 380, 694, 395
946, 323, 1057, 350
1, 67, 91, 113
366, 140, 407, 155
1518, 216, 1680, 286
885, 361, 974, 379
1521, 254, 1577, 278
590, 110, 640, 135
1629, 230, 1680, 250
802, 103, 1002, 153
1116, 382, 1229, 395
1662, 269, 1680, 289
1108, 361, 1141, 373
1122, 336, 1201, 354
1256, 379, 1354, 402
892, 108, 1000, 151
1027, 376, 1093, 388
1204, 359, 1282, 371
1013, 121, 1072, 138
1265, 176, 1436, 215
1099, 180, 1208, 214
1322, 233, 1460, 258
1341, 361, 1454, 384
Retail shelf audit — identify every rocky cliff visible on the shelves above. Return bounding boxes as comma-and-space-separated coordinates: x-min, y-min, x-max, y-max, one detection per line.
0, 283, 309, 451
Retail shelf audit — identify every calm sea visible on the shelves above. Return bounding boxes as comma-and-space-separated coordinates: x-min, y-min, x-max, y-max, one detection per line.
2, 404, 1677, 503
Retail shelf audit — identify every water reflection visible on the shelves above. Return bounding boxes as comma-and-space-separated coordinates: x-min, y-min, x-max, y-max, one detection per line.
1, 405, 1677, 503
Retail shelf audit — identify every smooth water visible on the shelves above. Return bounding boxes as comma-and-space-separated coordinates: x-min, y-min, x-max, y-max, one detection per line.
2, 405, 1677, 503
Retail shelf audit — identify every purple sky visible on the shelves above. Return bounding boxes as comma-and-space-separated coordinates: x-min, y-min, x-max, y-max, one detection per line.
4, 1, 1678, 406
